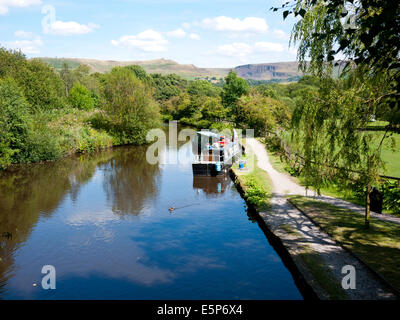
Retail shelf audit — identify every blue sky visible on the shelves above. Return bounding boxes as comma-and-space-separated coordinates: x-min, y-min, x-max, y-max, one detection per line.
0, 0, 299, 67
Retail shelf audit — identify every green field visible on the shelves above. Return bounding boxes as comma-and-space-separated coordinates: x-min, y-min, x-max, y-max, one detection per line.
278, 126, 400, 178
374, 132, 400, 177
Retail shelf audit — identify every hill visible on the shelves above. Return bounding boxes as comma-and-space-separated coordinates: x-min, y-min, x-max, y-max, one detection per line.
232, 62, 302, 81
37, 57, 303, 81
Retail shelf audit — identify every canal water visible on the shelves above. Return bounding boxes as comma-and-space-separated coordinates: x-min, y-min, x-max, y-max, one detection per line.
0, 139, 302, 299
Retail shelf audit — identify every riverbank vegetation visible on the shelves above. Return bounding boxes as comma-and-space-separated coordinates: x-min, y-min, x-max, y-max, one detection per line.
0, 46, 295, 170
0, 48, 162, 169
232, 147, 272, 212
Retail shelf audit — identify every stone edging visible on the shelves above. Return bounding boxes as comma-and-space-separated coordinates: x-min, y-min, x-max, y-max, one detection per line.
287, 198, 400, 299
229, 168, 325, 300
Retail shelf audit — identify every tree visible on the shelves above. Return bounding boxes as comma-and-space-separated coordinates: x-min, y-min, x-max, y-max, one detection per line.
0, 78, 32, 168
124, 65, 151, 83
151, 73, 187, 102
0, 47, 27, 79
276, 0, 400, 126
187, 80, 221, 98
221, 71, 249, 111
101, 67, 160, 145
236, 93, 290, 135
273, 0, 400, 228
255, 85, 278, 99
0, 49, 65, 110
69, 83, 95, 111
73, 64, 91, 80
200, 98, 227, 122
60, 62, 75, 97
23, 59, 65, 110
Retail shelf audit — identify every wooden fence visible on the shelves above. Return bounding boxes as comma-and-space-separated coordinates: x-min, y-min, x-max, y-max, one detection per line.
265, 130, 400, 183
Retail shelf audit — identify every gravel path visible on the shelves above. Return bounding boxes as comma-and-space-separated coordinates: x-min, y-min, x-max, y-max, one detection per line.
247, 138, 400, 225
245, 138, 397, 300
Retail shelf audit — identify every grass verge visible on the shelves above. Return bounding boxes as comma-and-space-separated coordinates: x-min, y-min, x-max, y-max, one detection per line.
289, 195, 400, 293
299, 245, 349, 300
232, 144, 272, 212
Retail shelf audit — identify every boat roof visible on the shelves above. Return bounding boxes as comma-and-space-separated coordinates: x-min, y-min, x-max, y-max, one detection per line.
196, 131, 220, 138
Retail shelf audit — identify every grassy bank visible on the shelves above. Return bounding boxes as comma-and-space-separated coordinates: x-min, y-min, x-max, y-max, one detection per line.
3, 108, 116, 169
232, 146, 272, 212
289, 195, 400, 293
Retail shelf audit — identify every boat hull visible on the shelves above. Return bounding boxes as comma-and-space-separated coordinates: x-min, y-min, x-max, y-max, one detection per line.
192, 153, 241, 176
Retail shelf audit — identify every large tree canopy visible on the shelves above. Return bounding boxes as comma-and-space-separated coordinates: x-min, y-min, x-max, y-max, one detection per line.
273, 1, 400, 227
275, 0, 400, 125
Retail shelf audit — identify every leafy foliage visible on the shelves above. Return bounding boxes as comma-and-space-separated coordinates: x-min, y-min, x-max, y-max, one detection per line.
0, 78, 61, 168
381, 181, 400, 215
278, 0, 400, 126
124, 65, 152, 83
69, 83, 95, 111
221, 70, 249, 109
244, 178, 268, 207
236, 91, 291, 135
0, 48, 163, 170
187, 80, 221, 98
100, 67, 161, 145
0, 78, 31, 168
151, 73, 187, 102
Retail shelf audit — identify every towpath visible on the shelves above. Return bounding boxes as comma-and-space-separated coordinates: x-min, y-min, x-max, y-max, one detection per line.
244, 138, 398, 299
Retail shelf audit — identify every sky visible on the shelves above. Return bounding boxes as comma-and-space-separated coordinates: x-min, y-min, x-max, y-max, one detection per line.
0, 0, 300, 68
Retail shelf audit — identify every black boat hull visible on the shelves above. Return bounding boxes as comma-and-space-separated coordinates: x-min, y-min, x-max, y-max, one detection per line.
192, 154, 241, 176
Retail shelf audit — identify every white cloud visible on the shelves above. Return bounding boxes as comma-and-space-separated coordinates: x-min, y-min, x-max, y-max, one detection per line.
216, 41, 287, 62
41, 5, 99, 36
272, 29, 288, 39
182, 22, 191, 29
254, 41, 285, 52
217, 42, 252, 57
111, 29, 168, 52
14, 30, 35, 38
6, 31, 43, 54
166, 28, 186, 38
201, 16, 268, 34
45, 21, 99, 36
189, 33, 200, 40
0, 0, 41, 15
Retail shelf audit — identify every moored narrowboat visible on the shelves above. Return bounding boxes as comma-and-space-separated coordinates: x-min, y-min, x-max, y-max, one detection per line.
192, 130, 242, 176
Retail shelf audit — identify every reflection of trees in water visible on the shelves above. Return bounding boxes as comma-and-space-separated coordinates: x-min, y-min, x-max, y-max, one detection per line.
193, 175, 232, 197
0, 150, 114, 296
102, 146, 161, 216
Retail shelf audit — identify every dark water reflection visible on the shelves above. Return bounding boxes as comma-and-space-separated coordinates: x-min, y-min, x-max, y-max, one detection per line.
0, 140, 302, 300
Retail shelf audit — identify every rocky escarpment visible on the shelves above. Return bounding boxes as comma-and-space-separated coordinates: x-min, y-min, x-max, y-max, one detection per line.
234, 62, 302, 81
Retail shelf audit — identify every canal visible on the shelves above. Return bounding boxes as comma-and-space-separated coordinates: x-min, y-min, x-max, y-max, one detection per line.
0, 139, 303, 299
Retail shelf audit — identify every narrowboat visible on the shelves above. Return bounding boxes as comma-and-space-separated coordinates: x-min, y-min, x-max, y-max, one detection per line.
192, 130, 243, 176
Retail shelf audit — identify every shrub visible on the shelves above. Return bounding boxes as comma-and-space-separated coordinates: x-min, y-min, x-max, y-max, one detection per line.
0, 78, 33, 168
69, 83, 95, 111
22, 59, 65, 111
244, 178, 267, 207
381, 181, 400, 214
